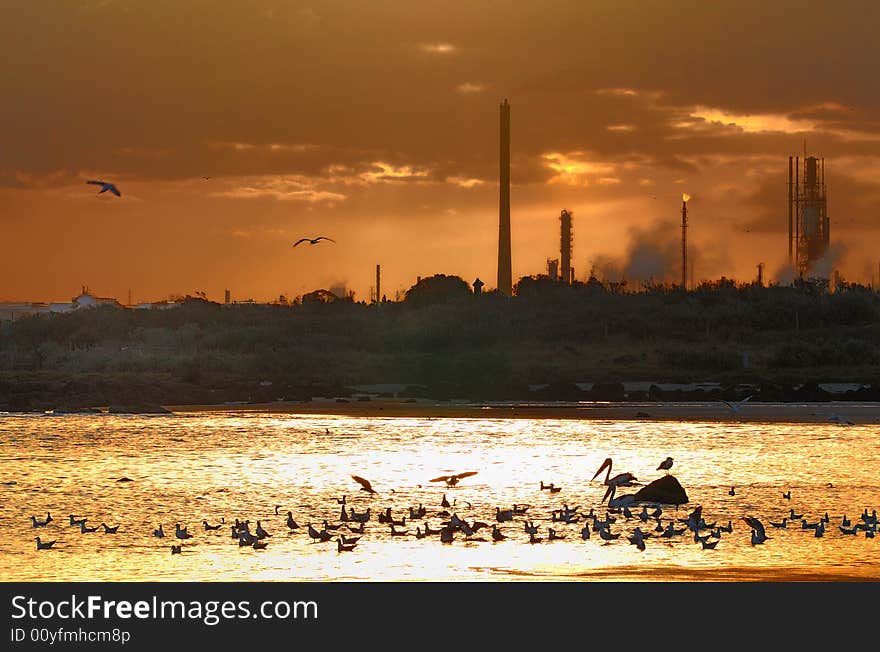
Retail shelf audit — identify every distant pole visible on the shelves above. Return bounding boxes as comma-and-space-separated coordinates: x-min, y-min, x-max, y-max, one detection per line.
757, 262, 764, 286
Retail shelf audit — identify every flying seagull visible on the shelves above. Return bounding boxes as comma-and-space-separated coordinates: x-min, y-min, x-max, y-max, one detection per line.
429, 471, 478, 487
722, 395, 752, 414
293, 237, 335, 247
351, 475, 377, 495
86, 180, 121, 196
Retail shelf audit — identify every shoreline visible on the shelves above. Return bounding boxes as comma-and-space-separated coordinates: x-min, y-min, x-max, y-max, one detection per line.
164, 399, 880, 423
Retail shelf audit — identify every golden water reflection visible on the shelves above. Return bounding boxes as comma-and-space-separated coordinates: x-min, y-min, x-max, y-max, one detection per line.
1, 412, 877, 581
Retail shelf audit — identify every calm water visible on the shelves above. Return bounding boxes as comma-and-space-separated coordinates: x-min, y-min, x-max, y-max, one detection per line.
1, 409, 878, 581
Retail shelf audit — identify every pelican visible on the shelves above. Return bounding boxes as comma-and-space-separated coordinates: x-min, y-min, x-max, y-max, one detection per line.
153, 524, 165, 538
351, 475, 377, 495
430, 471, 478, 487
591, 458, 639, 504
286, 512, 300, 530
656, 457, 674, 475
35, 537, 56, 550
86, 180, 121, 197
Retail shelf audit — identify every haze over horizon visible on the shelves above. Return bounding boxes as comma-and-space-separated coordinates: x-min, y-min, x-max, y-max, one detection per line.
3, 1, 880, 303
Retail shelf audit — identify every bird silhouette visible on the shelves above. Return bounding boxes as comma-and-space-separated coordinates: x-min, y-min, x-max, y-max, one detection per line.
293, 237, 335, 247
351, 475, 377, 494
429, 471, 478, 487
86, 180, 121, 196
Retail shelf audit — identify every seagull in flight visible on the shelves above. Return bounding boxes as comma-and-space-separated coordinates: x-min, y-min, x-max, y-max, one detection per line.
86, 180, 121, 196
351, 475, 377, 495
429, 471, 478, 487
722, 395, 752, 414
293, 236, 335, 247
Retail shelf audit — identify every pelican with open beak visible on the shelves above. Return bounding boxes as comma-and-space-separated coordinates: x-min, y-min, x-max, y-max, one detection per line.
591, 458, 639, 503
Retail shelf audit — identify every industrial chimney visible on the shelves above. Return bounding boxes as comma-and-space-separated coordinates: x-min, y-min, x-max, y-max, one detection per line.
560, 209, 573, 285
497, 99, 512, 296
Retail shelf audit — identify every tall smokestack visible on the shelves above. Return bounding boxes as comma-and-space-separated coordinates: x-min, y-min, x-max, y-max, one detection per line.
497, 99, 512, 296
375, 264, 381, 303
560, 209, 572, 285
681, 194, 690, 290
788, 156, 793, 265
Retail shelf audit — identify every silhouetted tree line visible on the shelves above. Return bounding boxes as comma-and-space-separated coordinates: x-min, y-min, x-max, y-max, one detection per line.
0, 274, 878, 409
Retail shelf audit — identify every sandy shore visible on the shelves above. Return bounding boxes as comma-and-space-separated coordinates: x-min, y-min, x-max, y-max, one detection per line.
166, 399, 880, 423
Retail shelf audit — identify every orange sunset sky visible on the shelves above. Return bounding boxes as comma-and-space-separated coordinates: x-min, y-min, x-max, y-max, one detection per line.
2, 1, 879, 303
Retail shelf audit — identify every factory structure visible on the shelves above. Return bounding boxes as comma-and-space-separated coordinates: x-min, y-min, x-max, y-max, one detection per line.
788, 153, 830, 278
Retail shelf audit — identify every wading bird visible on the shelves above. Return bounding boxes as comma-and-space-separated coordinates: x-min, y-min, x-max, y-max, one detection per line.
86, 180, 121, 196
430, 471, 478, 487
293, 236, 335, 247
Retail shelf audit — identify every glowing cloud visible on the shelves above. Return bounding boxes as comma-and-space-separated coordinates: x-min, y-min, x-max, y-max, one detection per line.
456, 82, 484, 94
419, 43, 456, 55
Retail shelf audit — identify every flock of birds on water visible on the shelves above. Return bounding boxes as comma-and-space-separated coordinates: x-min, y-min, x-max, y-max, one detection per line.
24, 455, 878, 562
86, 179, 333, 249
